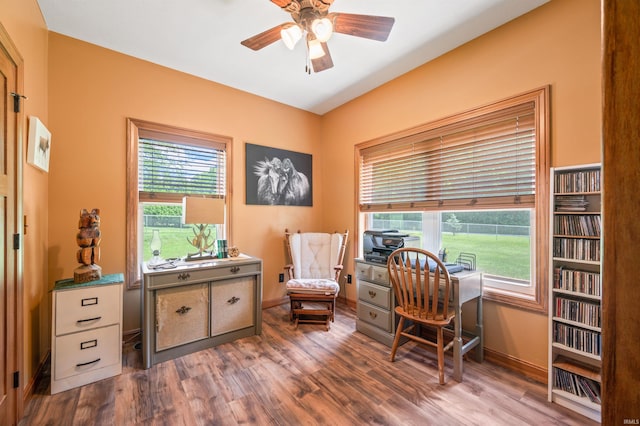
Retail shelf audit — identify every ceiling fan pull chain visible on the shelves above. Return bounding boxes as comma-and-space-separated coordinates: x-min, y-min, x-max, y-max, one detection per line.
305, 42, 311, 74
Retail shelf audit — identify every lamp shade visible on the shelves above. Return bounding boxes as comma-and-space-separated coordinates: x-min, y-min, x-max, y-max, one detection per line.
182, 197, 225, 225
308, 38, 325, 59
281, 24, 302, 50
311, 18, 333, 42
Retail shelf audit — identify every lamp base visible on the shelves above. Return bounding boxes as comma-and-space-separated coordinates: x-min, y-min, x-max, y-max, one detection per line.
184, 251, 216, 262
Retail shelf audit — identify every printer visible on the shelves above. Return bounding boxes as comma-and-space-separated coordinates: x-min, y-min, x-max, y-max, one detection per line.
363, 230, 420, 264
363, 229, 465, 273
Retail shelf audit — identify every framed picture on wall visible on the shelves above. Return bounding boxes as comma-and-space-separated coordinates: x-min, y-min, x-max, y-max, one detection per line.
245, 142, 312, 206
27, 116, 52, 172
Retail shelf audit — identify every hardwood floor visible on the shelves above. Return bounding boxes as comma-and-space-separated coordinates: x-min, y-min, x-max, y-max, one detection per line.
21, 303, 597, 425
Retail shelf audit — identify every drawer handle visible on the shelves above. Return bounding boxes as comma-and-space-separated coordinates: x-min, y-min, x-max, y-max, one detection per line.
80, 339, 98, 350
77, 316, 102, 324
76, 358, 101, 368
176, 306, 192, 315
227, 296, 240, 305
81, 297, 98, 306
230, 266, 240, 273
178, 272, 191, 281
369, 311, 378, 319
368, 290, 377, 298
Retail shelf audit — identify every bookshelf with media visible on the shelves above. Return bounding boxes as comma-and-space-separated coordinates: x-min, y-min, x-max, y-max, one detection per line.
549, 164, 602, 422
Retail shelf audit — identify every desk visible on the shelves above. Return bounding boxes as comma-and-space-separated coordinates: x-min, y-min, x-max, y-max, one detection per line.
355, 260, 482, 382
448, 269, 483, 382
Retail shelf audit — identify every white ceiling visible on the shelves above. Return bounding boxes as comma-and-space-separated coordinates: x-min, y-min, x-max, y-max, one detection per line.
36, 0, 548, 115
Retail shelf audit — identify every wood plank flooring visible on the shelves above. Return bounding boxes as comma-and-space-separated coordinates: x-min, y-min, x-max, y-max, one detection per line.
20, 303, 597, 425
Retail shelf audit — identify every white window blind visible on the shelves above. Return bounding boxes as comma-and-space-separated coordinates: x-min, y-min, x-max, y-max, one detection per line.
138, 138, 226, 198
359, 102, 536, 211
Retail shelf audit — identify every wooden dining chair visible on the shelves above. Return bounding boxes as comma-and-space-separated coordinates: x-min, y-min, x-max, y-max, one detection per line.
387, 247, 455, 384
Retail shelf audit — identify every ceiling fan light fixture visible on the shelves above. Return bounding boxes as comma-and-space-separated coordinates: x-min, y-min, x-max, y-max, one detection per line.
281, 24, 303, 50
311, 17, 333, 42
307, 38, 325, 59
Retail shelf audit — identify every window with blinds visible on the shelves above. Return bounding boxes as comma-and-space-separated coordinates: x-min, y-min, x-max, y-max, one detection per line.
356, 87, 549, 312
138, 138, 226, 199
126, 119, 232, 289
359, 102, 537, 211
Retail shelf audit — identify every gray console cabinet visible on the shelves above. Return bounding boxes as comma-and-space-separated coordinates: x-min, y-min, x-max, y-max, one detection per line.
141, 255, 262, 369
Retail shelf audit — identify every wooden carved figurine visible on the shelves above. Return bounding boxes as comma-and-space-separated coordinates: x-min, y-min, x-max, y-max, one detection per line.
73, 208, 102, 283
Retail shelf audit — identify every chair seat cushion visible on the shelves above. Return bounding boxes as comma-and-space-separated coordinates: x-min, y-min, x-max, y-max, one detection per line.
286, 278, 340, 295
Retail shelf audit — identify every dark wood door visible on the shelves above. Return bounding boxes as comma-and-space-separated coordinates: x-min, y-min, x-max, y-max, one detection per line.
0, 25, 22, 425
602, 0, 640, 423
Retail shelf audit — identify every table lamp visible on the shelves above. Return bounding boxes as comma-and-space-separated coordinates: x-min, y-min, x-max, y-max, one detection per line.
182, 196, 225, 261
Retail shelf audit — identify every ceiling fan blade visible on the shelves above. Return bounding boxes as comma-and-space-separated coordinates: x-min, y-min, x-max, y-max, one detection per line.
330, 13, 395, 42
271, 0, 335, 9
311, 42, 334, 73
241, 24, 287, 51
270, 0, 293, 7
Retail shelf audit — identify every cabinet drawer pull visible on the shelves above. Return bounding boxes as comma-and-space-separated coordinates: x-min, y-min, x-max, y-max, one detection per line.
77, 316, 102, 324
368, 290, 377, 298
80, 339, 98, 350
81, 297, 98, 306
227, 296, 240, 305
369, 311, 378, 319
230, 266, 240, 273
175, 305, 192, 315
178, 272, 191, 281
76, 358, 101, 367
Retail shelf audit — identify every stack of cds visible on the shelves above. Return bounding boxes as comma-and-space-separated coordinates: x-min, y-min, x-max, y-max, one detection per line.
555, 195, 589, 212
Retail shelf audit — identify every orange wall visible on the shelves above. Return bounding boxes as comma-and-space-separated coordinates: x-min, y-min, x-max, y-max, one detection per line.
321, 0, 601, 368
3, 0, 601, 395
0, 0, 50, 389
46, 34, 324, 332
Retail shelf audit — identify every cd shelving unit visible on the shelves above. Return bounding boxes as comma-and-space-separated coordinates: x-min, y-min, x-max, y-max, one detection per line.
549, 164, 602, 422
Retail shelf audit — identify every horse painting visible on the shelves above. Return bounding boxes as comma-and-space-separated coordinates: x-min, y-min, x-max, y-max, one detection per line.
279, 158, 310, 205
255, 157, 283, 205
253, 156, 310, 205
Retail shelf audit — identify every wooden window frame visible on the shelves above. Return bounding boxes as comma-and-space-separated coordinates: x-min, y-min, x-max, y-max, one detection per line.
126, 118, 233, 289
355, 87, 550, 313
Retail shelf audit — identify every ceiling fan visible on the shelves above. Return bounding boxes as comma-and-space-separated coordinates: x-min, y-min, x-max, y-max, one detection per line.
240, 0, 395, 73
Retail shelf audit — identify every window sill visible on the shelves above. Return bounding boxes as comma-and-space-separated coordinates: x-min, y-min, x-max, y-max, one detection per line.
482, 286, 547, 314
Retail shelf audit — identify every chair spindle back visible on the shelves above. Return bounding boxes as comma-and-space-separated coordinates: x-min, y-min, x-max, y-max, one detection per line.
387, 248, 452, 322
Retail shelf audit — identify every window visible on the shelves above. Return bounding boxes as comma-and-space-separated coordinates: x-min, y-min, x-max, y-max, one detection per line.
356, 87, 549, 312
126, 119, 232, 288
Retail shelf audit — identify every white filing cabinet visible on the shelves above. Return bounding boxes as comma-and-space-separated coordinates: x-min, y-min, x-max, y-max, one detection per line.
51, 273, 123, 394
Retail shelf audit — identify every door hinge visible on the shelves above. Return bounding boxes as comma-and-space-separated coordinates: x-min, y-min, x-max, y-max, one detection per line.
13, 371, 19, 388
13, 233, 20, 250
10, 92, 27, 113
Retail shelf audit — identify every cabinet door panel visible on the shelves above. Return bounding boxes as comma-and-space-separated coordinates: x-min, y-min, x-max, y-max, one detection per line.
211, 277, 255, 336
156, 283, 209, 351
